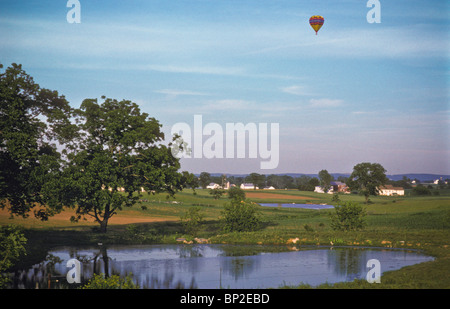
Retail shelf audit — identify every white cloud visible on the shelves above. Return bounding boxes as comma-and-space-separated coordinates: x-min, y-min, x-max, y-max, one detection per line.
154, 89, 210, 98
201, 99, 256, 112
309, 98, 343, 107
144, 65, 245, 76
281, 85, 314, 96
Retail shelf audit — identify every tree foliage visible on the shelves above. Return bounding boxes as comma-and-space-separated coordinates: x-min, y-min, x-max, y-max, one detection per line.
80, 273, 139, 289
0, 63, 74, 220
53, 97, 183, 232
180, 206, 204, 236
347, 162, 388, 203
180, 171, 198, 193
221, 200, 261, 232
0, 225, 27, 288
227, 186, 246, 201
199, 172, 211, 189
330, 201, 367, 231
412, 185, 432, 196
297, 175, 319, 191
318, 169, 333, 193
245, 173, 265, 189
209, 187, 225, 199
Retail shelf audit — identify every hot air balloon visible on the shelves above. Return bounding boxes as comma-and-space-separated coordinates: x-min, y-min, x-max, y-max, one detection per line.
309, 15, 324, 35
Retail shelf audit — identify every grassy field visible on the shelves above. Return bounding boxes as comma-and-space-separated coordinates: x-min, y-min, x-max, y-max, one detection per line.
1, 188, 449, 288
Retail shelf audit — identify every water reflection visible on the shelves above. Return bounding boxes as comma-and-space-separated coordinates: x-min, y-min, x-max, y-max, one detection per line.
6, 244, 434, 289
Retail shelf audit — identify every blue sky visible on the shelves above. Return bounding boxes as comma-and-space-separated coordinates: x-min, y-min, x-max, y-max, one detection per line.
1, 0, 449, 175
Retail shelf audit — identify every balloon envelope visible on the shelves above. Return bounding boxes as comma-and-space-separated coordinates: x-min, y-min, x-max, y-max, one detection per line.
309, 15, 324, 35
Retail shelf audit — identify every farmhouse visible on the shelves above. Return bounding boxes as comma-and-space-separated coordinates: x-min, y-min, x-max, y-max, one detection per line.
331, 181, 349, 193
206, 183, 221, 189
314, 181, 349, 194
314, 186, 328, 194
241, 183, 258, 190
263, 186, 275, 190
379, 185, 405, 196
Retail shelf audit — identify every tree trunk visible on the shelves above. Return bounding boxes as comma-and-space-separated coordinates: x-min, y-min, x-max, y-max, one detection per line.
99, 218, 109, 233
98, 204, 111, 233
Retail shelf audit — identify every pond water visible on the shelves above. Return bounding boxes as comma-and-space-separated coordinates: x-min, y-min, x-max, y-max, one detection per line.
259, 203, 334, 209
8, 244, 433, 289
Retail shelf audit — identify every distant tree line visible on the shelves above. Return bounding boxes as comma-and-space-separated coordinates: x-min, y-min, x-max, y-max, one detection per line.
197, 163, 392, 204
196, 171, 352, 192
196, 171, 323, 191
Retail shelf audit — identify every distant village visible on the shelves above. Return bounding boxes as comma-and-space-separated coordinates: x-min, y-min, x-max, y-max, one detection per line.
112, 173, 449, 197
206, 181, 405, 196
203, 175, 449, 197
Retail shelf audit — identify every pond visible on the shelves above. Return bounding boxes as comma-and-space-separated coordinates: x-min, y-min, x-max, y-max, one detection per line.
259, 203, 334, 209
8, 244, 434, 289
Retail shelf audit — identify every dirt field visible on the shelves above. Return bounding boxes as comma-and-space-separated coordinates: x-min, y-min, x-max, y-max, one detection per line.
0, 208, 177, 228
244, 192, 317, 200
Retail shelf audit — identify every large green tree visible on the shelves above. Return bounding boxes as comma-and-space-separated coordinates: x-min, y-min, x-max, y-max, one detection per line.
0, 63, 74, 220
54, 97, 183, 232
318, 169, 333, 193
347, 162, 388, 202
199, 172, 211, 189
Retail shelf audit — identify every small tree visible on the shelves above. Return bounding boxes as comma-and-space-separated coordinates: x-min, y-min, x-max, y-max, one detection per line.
199, 172, 211, 189
330, 201, 367, 231
221, 200, 261, 232
331, 193, 341, 203
227, 186, 246, 201
318, 169, 333, 193
209, 188, 225, 199
180, 206, 204, 236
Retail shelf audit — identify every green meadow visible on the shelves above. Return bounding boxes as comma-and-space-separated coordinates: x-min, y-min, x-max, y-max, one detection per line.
2, 189, 450, 288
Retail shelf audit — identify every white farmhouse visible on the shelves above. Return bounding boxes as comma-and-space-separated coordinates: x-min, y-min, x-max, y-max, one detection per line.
263, 186, 275, 190
206, 183, 221, 189
379, 185, 404, 196
241, 183, 258, 190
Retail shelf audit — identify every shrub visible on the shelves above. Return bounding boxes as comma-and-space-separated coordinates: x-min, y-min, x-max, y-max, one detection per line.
331, 193, 341, 203
180, 206, 204, 236
80, 273, 139, 289
0, 225, 27, 288
303, 224, 314, 232
209, 188, 225, 199
227, 186, 246, 201
221, 200, 261, 232
412, 185, 432, 196
330, 201, 367, 231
